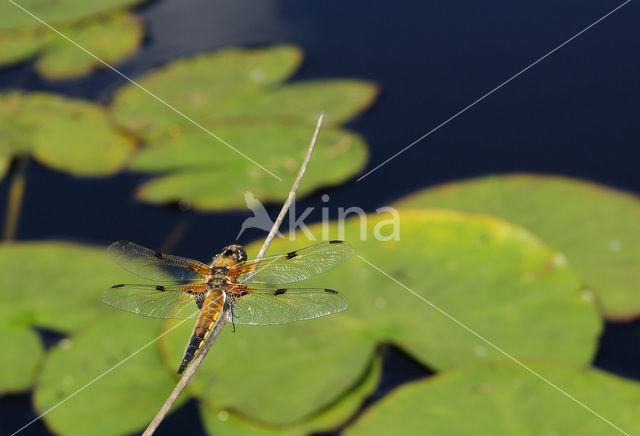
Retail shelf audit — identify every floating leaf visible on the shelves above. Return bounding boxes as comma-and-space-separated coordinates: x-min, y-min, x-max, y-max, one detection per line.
0, 154, 10, 178
0, 28, 50, 66
110, 45, 377, 210
395, 174, 640, 319
34, 313, 185, 436
0, 321, 43, 393
0, 241, 141, 332
0, 92, 135, 176
112, 45, 305, 140
0, 0, 144, 31
199, 355, 381, 435
34, 12, 143, 80
132, 125, 368, 209
346, 361, 640, 435
158, 209, 599, 428
244, 210, 600, 371
0, 1, 145, 79
161, 315, 376, 425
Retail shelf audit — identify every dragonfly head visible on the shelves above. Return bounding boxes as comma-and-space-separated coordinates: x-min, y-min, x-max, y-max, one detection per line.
214, 245, 248, 266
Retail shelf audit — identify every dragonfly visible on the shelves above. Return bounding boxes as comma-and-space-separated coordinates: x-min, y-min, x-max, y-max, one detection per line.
103, 240, 354, 374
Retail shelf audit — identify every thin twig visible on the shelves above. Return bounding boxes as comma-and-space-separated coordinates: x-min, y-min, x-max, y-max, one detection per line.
3, 155, 28, 241
143, 113, 324, 435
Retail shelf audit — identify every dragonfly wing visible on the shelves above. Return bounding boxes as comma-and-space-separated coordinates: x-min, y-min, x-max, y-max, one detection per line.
226, 287, 348, 325
102, 283, 207, 319
108, 241, 210, 282
231, 240, 355, 285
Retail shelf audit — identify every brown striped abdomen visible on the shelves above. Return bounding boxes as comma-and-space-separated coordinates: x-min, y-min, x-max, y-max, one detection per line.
177, 289, 224, 374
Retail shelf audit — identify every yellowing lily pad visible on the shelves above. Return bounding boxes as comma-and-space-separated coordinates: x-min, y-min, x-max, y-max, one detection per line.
110, 45, 377, 210
395, 174, 640, 319
0, 92, 135, 176
34, 313, 185, 436
346, 361, 640, 435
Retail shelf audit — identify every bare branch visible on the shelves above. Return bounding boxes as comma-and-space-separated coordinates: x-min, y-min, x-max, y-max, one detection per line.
143, 113, 325, 435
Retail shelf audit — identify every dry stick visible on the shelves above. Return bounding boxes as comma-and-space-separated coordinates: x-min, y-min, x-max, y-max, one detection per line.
3, 155, 28, 241
143, 112, 325, 436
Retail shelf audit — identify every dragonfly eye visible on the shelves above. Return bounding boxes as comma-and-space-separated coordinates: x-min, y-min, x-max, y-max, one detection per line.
223, 249, 234, 257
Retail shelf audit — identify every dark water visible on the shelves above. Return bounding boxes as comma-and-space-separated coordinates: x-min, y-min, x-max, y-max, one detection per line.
1, 0, 639, 434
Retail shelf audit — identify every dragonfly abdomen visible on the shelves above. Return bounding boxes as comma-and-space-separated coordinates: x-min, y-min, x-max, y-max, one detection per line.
177, 288, 225, 374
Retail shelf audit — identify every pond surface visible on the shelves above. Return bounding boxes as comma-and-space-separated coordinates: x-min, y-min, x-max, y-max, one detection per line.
1, 0, 639, 434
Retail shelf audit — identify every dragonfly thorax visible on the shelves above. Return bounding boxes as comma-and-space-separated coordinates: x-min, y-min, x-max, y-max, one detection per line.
206, 267, 232, 288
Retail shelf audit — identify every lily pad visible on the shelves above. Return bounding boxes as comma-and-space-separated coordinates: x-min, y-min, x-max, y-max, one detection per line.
0, 321, 43, 393
158, 209, 599, 428
395, 174, 640, 319
346, 361, 640, 435
161, 314, 377, 425
34, 12, 143, 80
110, 45, 377, 210
0, 92, 135, 176
199, 355, 382, 435
0, 241, 142, 333
0, 0, 144, 31
245, 210, 600, 371
0, 28, 50, 66
131, 125, 368, 209
0, 155, 10, 178
34, 312, 185, 436
112, 45, 305, 140
0, 1, 145, 79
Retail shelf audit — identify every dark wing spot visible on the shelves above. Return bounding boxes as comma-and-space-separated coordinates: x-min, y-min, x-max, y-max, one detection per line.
111, 284, 125, 288
153, 251, 164, 259
274, 289, 287, 295
155, 285, 165, 292
285, 251, 297, 259
324, 288, 339, 294
329, 240, 343, 244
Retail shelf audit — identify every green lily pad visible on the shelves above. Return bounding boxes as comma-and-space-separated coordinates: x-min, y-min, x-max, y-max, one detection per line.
0, 0, 144, 31
0, 155, 10, 178
131, 125, 368, 209
0, 241, 142, 332
112, 45, 304, 140
0, 321, 43, 393
0, 1, 145, 79
34, 312, 185, 436
199, 355, 381, 435
158, 209, 598, 427
245, 210, 600, 371
0, 28, 50, 66
346, 361, 640, 435
110, 45, 377, 210
0, 92, 135, 176
34, 12, 143, 80
395, 174, 640, 319
161, 314, 377, 425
